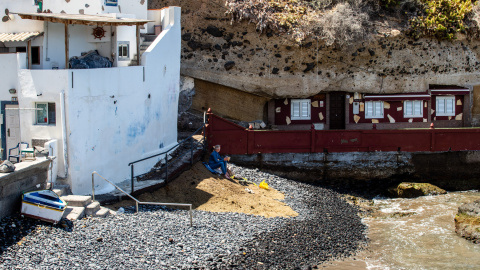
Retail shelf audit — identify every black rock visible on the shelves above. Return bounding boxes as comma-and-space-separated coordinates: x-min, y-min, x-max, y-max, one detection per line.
224, 61, 235, 71
181, 33, 192, 41
206, 26, 224, 37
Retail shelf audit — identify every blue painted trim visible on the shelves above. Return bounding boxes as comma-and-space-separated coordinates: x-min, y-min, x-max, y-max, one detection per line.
105, 0, 118, 6
1, 101, 19, 160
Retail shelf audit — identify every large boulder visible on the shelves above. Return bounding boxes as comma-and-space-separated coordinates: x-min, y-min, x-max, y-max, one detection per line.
455, 200, 480, 244
388, 182, 446, 198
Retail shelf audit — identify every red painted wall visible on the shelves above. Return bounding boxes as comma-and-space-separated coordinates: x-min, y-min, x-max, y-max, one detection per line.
274, 97, 327, 125
207, 113, 480, 155
431, 95, 464, 121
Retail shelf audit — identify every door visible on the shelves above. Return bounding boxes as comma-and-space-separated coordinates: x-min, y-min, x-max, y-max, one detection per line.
5, 104, 21, 159
329, 92, 346, 130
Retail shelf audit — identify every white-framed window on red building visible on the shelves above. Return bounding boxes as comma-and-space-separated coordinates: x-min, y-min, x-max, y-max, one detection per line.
436, 96, 455, 116
404, 100, 423, 118
365, 101, 384, 119
290, 99, 311, 120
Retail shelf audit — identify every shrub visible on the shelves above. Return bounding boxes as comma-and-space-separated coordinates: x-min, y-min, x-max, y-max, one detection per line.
408, 0, 475, 40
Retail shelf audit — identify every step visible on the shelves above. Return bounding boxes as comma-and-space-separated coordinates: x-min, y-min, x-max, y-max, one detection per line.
93, 207, 110, 218
61, 195, 92, 207
52, 185, 71, 197
63, 206, 85, 221
85, 201, 101, 216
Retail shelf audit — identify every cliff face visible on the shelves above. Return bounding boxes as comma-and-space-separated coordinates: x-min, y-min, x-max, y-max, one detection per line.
151, 0, 480, 98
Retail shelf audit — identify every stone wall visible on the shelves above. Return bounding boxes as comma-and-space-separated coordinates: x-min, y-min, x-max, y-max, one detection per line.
230, 151, 480, 192
0, 159, 50, 219
192, 79, 269, 122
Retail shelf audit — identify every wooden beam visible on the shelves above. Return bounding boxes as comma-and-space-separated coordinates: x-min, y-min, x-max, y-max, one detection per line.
27, 40, 32, 69
65, 23, 69, 69
136, 25, 140, 66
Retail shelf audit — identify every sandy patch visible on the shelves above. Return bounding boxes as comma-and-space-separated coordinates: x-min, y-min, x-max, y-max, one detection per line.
108, 162, 298, 218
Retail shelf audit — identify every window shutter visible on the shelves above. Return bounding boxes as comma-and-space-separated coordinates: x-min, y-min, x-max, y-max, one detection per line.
414, 101, 422, 116
292, 102, 300, 118
375, 101, 382, 116
446, 98, 454, 114
301, 101, 309, 118
405, 101, 412, 116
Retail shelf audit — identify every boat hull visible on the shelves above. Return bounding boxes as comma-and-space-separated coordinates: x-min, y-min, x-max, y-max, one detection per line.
21, 190, 67, 224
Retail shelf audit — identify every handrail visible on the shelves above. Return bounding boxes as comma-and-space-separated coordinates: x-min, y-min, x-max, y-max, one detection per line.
128, 113, 207, 193
128, 123, 205, 166
91, 171, 193, 226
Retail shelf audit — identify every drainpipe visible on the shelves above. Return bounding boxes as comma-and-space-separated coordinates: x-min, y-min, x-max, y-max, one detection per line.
60, 91, 68, 178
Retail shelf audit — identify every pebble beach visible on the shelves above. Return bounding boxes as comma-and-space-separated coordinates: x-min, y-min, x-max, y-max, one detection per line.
0, 164, 367, 269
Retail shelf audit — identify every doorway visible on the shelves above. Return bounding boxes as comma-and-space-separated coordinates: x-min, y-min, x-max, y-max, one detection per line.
5, 104, 20, 160
329, 92, 345, 129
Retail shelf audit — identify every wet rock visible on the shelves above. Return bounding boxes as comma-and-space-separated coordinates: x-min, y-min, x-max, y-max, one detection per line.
388, 182, 446, 198
455, 200, 480, 243
206, 26, 224, 37
224, 61, 235, 71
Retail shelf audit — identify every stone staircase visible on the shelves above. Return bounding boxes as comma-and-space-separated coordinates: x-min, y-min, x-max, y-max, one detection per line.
129, 34, 157, 66
51, 184, 115, 221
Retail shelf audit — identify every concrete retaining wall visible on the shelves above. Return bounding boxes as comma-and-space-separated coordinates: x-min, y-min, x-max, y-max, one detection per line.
231, 151, 480, 192
0, 159, 50, 219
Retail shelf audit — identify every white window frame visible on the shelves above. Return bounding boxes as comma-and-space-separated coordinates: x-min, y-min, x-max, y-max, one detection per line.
404, 100, 423, 118
436, 96, 455, 116
365, 101, 384, 119
118, 41, 129, 61
290, 99, 311, 120
35, 102, 56, 125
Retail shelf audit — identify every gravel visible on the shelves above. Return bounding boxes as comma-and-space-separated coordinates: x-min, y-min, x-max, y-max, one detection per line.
0, 163, 367, 269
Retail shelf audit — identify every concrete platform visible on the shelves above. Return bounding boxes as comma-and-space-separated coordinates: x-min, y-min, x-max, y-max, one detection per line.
63, 206, 85, 220
62, 195, 92, 207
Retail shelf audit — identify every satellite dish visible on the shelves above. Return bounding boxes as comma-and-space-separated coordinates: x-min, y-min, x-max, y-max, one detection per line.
2, 16, 8, 22
8, 14, 14, 21
5, 8, 9, 15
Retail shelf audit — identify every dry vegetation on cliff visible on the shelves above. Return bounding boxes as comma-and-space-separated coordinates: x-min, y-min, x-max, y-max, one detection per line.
224, 0, 480, 45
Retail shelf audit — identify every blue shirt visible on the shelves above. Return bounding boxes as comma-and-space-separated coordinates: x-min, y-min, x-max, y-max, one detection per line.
208, 151, 223, 165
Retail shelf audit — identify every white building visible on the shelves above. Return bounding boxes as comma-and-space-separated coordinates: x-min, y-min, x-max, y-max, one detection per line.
0, 0, 181, 195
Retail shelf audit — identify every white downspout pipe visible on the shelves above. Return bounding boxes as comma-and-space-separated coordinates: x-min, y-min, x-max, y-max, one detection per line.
60, 90, 68, 178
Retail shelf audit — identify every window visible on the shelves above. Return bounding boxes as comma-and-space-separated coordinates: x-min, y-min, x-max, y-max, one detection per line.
365, 101, 384, 119
36, 102, 56, 125
436, 96, 455, 116
290, 99, 311, 120
117, 42, 129, 61
404, 100, 423, 118
105, 0, 118, 6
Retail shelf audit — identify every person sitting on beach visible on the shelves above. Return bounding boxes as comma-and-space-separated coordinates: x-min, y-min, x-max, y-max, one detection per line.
208, 145, 230, 179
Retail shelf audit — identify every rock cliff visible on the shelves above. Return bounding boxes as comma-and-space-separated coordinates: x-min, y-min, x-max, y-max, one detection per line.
151, 0, 480, 98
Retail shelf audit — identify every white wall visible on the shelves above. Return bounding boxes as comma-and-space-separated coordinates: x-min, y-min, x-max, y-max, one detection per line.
44, 22, 115, 69
0, 0, 43, 33
0, 53, 24, 101
43, 0, 147, 19
17, 69, 68, 176
115, 25, 137, 67
17, 6, 181, 195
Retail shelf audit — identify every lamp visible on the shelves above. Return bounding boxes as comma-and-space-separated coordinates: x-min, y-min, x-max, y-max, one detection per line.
8, 88, 16, 94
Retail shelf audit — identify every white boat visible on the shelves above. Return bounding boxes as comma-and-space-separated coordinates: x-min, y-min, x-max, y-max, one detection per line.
21, 190, 67, 224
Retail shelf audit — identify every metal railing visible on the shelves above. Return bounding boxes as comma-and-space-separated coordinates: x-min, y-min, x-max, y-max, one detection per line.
91, 171, 193, 226
128, 119, 207, 194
